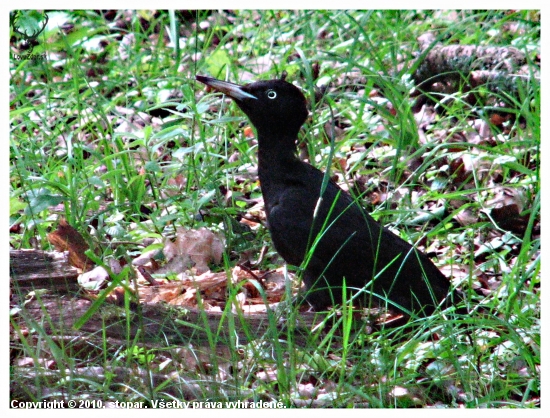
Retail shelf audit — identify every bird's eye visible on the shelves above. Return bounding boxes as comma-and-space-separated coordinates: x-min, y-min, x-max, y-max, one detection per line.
266, 90, 277, 99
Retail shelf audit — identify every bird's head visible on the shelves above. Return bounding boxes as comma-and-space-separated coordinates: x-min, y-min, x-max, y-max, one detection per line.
196, 75, 308, 138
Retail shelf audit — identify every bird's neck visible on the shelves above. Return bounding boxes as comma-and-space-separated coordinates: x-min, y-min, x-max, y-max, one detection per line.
256, 132, 305, 201
256, 132, 300, 170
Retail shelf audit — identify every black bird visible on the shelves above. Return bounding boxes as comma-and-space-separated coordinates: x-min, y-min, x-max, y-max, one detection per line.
196, 74, 455, 316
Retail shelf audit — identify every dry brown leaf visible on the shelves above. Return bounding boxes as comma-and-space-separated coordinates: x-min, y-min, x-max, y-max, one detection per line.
135, 266, 290, 311
487, 186, 526, 212
47, 218, 94, 272
159, 227, 225, 275
454, 206, 479, 226
78, 266, 109, 290
490, 204, 529, 234
140, 283, 185, 304
487, 187, 530, 234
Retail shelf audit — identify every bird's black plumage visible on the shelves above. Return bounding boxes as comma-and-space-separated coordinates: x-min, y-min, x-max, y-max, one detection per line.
196, 75, 454, 316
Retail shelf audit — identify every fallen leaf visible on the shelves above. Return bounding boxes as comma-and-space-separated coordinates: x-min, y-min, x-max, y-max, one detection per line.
47, 218, 94, 272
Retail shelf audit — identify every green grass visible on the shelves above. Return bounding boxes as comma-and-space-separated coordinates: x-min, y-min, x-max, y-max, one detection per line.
10, 10, 540, 407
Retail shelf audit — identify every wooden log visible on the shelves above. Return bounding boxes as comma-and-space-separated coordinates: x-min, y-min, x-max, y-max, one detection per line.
10, 250, 79, 289
11, 292, 329, 347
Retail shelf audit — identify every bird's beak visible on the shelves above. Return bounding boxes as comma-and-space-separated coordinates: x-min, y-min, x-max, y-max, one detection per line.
196, 75, 257, 101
